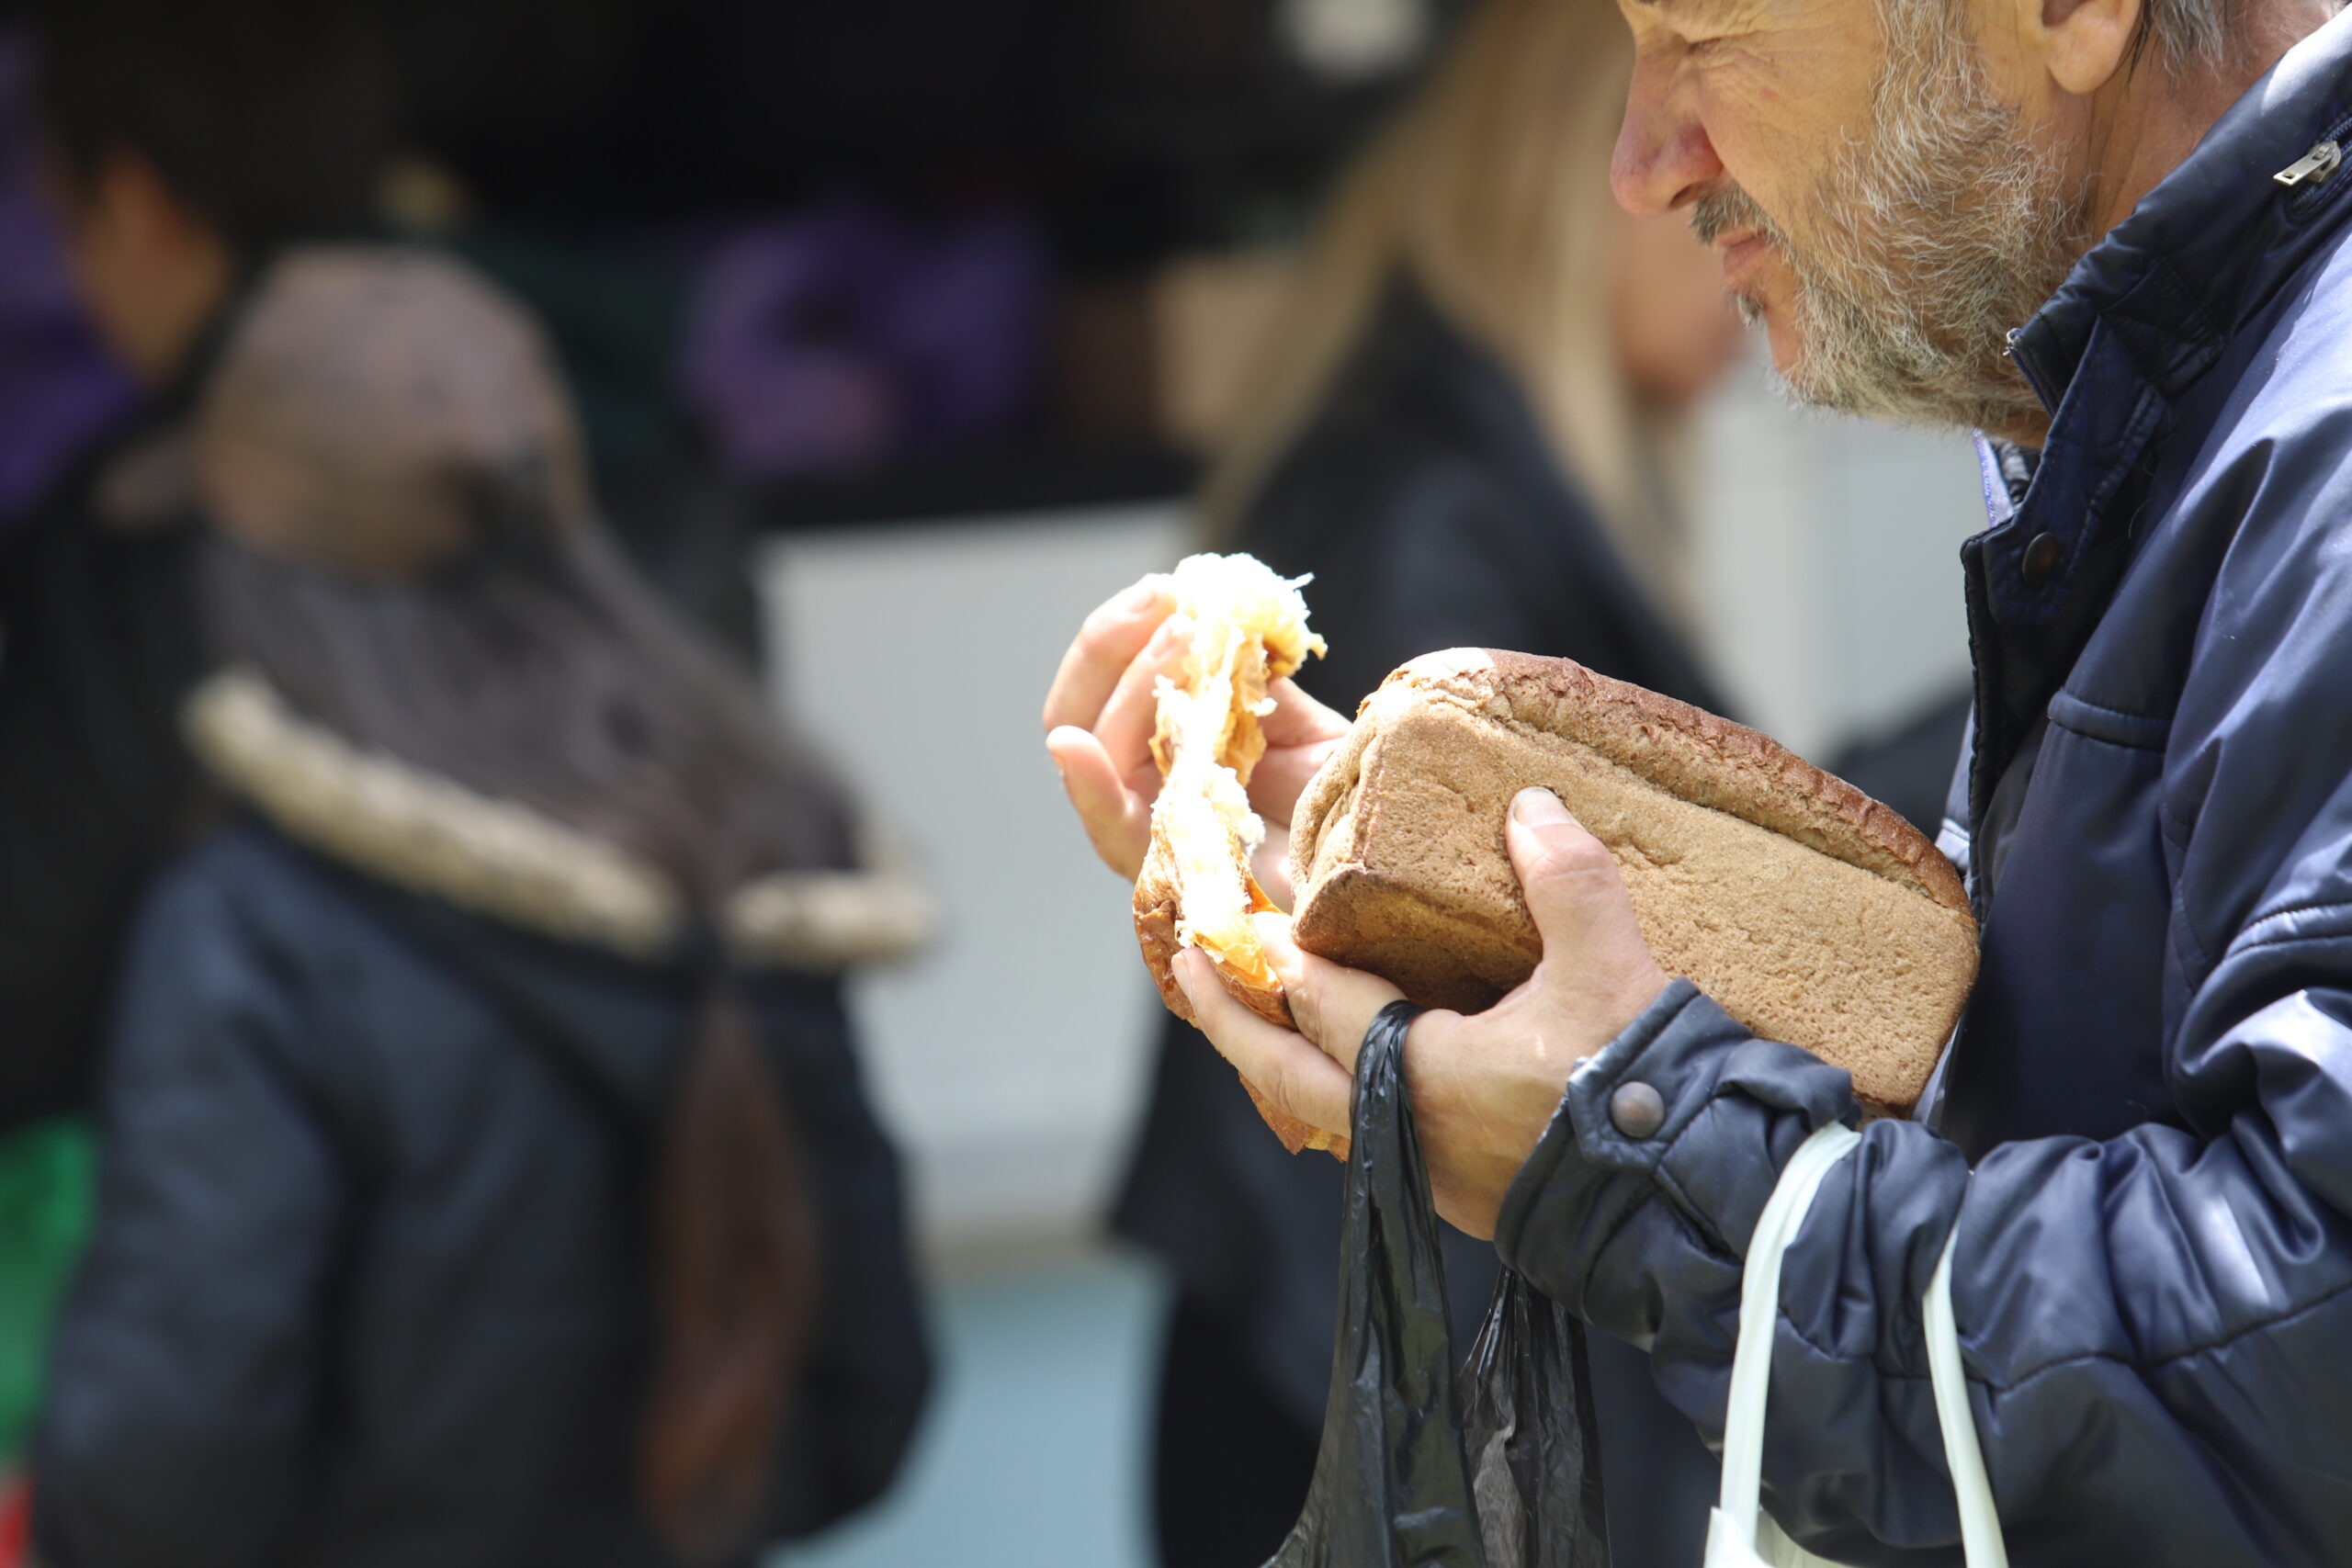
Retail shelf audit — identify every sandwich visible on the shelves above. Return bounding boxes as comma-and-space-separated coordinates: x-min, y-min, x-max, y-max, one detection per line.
1131, 552, 1333, 1153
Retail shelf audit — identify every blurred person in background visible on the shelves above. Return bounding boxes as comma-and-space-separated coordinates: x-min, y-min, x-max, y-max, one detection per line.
1, 0, 391, 1215
0, 1, 399, 1530
0, 17, 137, 1540
31, 247, 933, 1568
1099, 0, 1745, 1562
20, 3, 933, 1562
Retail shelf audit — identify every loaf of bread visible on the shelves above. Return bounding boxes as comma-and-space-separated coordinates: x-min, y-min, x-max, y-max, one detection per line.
1286, 649, 1976, 1115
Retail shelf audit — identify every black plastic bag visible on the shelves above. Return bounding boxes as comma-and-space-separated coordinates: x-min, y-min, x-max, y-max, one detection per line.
1270, 1002, 1609, 1568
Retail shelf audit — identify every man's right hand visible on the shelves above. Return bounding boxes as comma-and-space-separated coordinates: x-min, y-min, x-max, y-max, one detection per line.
1043, 574, 1352, 884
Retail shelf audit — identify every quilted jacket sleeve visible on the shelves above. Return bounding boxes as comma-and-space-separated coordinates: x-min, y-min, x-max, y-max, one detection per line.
1499, 752, 2352, 1567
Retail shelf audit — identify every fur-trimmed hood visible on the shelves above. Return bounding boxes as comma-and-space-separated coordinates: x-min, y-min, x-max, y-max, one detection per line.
185, 667, 933, 972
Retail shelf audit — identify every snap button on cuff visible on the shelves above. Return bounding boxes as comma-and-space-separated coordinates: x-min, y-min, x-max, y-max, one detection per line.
1610, 1081, 1667, 1140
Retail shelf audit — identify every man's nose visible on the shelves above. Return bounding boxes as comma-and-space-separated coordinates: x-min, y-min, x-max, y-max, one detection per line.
1611, 50, 1723, 217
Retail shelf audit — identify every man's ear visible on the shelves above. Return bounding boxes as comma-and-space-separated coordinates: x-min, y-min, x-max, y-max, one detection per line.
2035, 0, 2143, 96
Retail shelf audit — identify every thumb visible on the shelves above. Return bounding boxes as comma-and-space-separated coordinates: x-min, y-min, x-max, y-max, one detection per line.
1506, 787, 1643, 960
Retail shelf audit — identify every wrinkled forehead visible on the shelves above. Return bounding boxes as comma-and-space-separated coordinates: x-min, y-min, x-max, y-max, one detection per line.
1616, 0, 1903, 42
1618, 0, 1747, 18
1613, 0, 1929, 92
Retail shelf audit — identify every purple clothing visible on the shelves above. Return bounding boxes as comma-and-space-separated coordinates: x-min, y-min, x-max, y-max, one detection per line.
679, 198, 1045, 480
0, 32, 137, 526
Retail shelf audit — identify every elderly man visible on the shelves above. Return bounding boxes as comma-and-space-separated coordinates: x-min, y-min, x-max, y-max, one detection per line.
1048, 0, 2352, 1561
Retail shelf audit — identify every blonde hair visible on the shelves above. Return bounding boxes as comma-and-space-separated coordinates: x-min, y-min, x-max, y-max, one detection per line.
1204, 0, 1690, 615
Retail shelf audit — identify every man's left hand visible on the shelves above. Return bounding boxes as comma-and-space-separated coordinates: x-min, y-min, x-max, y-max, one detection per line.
1174, 786, 1670, 1238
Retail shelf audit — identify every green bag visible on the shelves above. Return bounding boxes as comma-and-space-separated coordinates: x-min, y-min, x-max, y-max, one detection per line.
0, 1120, 96, 1464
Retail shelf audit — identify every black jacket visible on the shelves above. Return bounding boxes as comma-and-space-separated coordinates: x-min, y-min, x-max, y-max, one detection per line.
35, 673, 933, 1568
1497, 17, 2352, 1564
0, 415, 207, 1136
1113, 282, 1728, 1564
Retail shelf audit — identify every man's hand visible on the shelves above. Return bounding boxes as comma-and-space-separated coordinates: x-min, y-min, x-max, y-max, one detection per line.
1174, 787, 1670, 1238
1042, 575, 1351, 883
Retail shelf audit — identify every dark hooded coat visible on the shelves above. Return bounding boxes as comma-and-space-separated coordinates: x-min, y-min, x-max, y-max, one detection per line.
34, 674, 933, 1568
32, 247, 933, 1568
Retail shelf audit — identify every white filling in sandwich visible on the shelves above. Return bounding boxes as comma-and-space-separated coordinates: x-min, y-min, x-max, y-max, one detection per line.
1148, 553, 1324, 987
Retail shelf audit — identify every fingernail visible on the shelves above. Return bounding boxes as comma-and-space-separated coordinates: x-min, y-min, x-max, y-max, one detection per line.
1512, 786, 1571, 826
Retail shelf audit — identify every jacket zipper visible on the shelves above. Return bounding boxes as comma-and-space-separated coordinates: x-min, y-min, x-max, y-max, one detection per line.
2275, 140, 2342, 188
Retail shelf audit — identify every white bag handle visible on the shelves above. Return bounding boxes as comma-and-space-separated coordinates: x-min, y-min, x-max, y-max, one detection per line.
1925, 1225, 2007, 1567
1702, 1124, 2007, 1568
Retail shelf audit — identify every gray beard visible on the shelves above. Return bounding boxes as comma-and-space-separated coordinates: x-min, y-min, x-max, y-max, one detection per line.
1690, 19, 2088, 434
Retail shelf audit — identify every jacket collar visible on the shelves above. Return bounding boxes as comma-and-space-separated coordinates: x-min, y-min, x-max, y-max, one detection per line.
1956, 17, 2352, 829
2008, 10, 2352, 408
184, 668, 933, 972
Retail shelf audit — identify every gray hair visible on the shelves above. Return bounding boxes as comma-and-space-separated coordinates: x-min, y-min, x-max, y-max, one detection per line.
2137, 0, 2231, 73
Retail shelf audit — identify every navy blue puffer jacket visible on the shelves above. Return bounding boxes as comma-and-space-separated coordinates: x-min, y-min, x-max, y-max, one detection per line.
1498, 16, 2352, 1566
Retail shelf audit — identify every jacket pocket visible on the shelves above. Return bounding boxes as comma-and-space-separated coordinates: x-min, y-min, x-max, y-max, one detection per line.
2047, 689, 2173, 751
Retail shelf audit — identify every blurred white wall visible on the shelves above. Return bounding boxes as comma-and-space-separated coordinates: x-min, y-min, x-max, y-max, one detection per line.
762, 506, 1186, 1262
757, 381, 1990, 1258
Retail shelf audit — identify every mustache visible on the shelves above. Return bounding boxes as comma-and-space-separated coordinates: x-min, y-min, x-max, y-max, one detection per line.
1689, 183, 1785, 249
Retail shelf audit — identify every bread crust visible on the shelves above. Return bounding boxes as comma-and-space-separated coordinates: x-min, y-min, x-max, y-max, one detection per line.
1289, 649, 1978, 1116
1135, 825, 1347, 1156
1306, 649, 1969, 916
